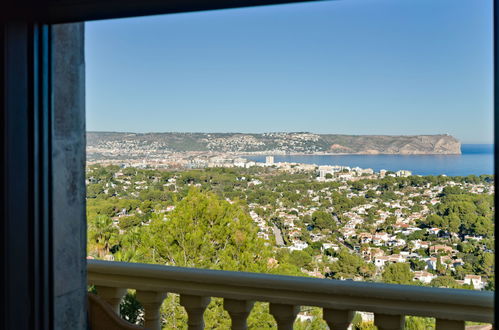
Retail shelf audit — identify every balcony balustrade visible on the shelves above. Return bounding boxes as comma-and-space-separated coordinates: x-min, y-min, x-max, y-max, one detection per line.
88, 260, 494, 330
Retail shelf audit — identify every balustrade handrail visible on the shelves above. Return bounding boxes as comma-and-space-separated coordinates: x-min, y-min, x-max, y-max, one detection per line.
88, 260, 494, 324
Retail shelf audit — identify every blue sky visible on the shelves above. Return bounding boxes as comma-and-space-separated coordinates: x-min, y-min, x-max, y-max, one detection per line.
85, 0, 493, 144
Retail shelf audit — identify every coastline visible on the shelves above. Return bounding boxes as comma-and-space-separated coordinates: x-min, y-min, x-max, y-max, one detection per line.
234, 151, 462, 156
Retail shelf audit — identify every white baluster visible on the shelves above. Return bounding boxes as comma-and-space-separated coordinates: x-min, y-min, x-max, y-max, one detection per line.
269, 303, 299, 330
323, 309, 354, 330
179, 295, 211, 330
435, 319, 465, 330
95, 286, 126, 314
223, 299, 254, 330
136, 291, 167, 330
374, 313, 405, 330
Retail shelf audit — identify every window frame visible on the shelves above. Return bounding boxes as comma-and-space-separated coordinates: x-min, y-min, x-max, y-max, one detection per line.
1, 0, 497, 329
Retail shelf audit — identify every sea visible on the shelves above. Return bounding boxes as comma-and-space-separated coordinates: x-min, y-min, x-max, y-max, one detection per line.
246, 144, 494, 176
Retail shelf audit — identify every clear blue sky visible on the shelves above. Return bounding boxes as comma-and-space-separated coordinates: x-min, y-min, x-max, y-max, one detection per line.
85, 0, 493, 144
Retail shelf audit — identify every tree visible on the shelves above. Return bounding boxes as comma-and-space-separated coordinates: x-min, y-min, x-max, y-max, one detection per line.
142, 188, 272, 272
457, 242, 475, 254
436, 257, 446, 275
351, 181, 364, 192
365, 190, 377, 199
441, 186, 464, 196
407, 230, 425, 241
131, 188, 303, 328
88, 215, 118, 258
426, 214, 444, 228
311, 210, 336, 231
479, 252, 494, 277
118, 215, 142, 230
382, 263, 413, 285
446, 213, 461, 233
384, 216, 396, 230
328, 249, 375, 279
87, 183, 105, 198
430, 276, 460, 289
140, 200, 154, 213
254, 207, 266, 217
380, 191, 397, 201
289, 250, 313, 269
405, 316, 434, 330
409, 259, 427, 271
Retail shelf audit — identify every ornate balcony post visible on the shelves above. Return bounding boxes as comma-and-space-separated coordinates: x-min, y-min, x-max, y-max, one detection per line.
223, 299, 254, 330
435, 319, 465, 330
136, 291, 167, 330
374, 313, 405, 330
323, 309, 354, 330
95, 286, 126, 314
269, 303, 299, 330
179, 295, 211, 330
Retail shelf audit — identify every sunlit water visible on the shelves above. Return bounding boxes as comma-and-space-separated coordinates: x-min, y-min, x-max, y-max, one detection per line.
246, 144, 493, 176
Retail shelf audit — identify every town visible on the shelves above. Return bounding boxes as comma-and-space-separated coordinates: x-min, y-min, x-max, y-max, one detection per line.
87, 159, 494, 286
86, 159, 494, 328
86, 131, 462, 162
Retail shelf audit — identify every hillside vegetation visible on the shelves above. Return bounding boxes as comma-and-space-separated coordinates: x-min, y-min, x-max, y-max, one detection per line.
87, 132, 461, 155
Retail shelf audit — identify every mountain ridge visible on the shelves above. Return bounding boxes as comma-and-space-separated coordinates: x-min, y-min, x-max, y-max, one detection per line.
87, 132, 461, 156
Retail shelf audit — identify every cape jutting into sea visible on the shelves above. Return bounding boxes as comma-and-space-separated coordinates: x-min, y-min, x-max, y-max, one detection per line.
246, 144, 493, 176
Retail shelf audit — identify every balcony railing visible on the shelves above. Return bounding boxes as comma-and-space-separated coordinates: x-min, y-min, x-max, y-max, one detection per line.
88, 260, 494, 330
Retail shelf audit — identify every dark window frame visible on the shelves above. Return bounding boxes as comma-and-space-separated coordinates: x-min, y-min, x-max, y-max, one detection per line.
2, 22, 52, 330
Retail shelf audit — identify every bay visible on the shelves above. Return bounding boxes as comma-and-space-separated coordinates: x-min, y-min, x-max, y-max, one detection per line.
245, 144, 493, 176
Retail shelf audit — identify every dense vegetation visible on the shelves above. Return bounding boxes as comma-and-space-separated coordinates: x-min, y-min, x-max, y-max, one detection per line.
87, 165, 494, 329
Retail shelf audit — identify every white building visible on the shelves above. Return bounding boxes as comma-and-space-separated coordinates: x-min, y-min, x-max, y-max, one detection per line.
288, 241, 309, 251
296, 313, 314, 322
233, 158, 247, 167
317, 165, 350, 180
413, 271, 436, 284
425, 257, 437, 271
374, 256, 389, 268
245, 161, 256, 168
396, 170, 412, 177
464, 275, 486, 290
322, 243, 339, 251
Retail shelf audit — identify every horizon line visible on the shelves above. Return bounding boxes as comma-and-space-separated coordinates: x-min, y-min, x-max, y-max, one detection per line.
86, 130, 457, 136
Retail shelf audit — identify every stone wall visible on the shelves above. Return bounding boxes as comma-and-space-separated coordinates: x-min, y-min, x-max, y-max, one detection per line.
52, 23, 87, 330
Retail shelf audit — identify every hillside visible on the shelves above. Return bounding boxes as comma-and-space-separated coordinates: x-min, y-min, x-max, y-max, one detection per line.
87, 132, 461, 157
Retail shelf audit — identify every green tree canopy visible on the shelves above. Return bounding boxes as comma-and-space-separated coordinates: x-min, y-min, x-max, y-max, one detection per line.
311, 210, 336, 231
430, 276, 460, 289
141, 188, 272, 272
328, 249, 375, 279
382, 263, 413, 285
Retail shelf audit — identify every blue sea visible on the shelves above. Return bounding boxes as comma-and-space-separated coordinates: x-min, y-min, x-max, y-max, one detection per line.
246, 144, 494, 176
